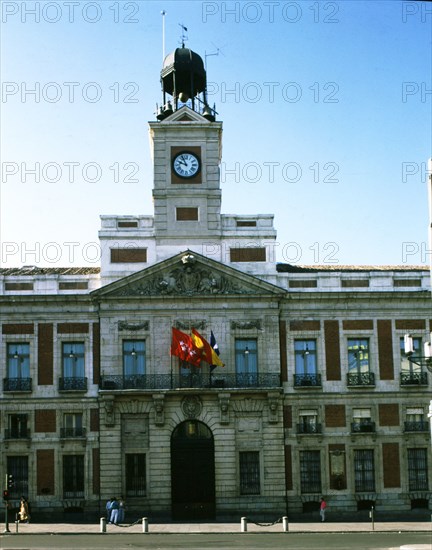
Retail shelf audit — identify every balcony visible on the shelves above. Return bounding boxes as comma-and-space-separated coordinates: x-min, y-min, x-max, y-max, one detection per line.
404, 421, 429, 432
3, 377, 32, 392
296, 423, 322, 434
347, 372, 375, 387
60, 427, 87, 438
351, 420, 376, 433
400, 372, 428, 386
59, 377, 88, 392
100, 373, 281, 391
294, 373, 322, 387
4, 428, 31, 440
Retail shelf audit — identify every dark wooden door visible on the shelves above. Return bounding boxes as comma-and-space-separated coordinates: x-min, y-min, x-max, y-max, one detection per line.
171, 420, 215, 520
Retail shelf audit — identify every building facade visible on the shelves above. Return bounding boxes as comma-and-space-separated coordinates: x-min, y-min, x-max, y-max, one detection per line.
1, 47, 431, 521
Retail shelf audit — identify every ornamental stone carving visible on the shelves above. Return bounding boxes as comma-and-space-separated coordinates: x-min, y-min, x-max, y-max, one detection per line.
218, 393, 230, 424
230, 320, 262, 330
112, 261, 257, 297
104, 399, 115, 426
118, 321, 149, 331
152, 394, 165, 425
267, 392, 280, 423
175, 320, 206, 331
181, 395, 202, 419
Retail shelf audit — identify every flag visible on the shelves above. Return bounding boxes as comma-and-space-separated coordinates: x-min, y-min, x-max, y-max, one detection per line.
171, 327, 201, 367
191, 328, 213, 364
210, 330, 224, 370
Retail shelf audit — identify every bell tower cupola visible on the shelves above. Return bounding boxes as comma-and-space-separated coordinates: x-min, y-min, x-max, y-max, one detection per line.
157, 46, 215, 121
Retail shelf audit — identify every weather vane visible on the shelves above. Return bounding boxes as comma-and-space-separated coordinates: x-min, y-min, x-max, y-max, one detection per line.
179, 23, 188, 47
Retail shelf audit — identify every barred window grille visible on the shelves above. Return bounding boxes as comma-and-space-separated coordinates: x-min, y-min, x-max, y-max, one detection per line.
239, 451, 260, 495
300, 450, 321, 493
63, 455, 84, 498
126, 454, 146, 496
7, 456, 28, 498
408, 448, 428, 491
354, 449, 375, 492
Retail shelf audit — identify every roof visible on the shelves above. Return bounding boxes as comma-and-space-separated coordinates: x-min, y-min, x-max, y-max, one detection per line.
0, 267, 101, 276
276, 264, 429, 273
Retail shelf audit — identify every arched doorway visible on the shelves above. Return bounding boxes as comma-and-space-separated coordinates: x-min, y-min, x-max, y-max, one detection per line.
171, 420, 215, 520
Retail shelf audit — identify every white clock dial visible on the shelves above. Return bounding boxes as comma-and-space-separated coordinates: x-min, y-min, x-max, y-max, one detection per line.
173, 152, 200, 178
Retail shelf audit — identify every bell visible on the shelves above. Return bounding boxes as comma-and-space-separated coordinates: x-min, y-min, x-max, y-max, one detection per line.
156, 106, 166, 120
178, 91, 189, 103
164, 101, 173, 116
202, 104, 215, 122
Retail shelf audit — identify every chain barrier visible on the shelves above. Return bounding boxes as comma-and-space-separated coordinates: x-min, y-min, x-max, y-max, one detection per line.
246, 516, 283, 527
111, 517, 142, 528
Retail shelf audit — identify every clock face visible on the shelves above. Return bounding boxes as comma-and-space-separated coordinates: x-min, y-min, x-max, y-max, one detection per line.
172, 152, 200, 179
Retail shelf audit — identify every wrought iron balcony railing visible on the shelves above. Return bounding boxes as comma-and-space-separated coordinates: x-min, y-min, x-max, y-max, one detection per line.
294, 373, 322, 387
404, 421, 429, 432
59, 377, 88, 391
400, 372, 428, 386
351, 420, 376, 433
296, 423, 322, 434
100, 373, 281, 391
3, 377, 32, 392
60, 427, 87, 438
4, 428, 31, 440
347, 372, 375, 387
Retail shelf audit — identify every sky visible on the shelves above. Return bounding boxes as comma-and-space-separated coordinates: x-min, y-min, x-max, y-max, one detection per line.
0, 0, 431, 268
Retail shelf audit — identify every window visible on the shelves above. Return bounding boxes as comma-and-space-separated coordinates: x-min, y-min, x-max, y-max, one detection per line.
235, 339, 258, 386
7, 414, 29, 439
298, 410, 320, 434
400, 337, 426, 384
62, 342, 85, 378
408, 449, 428, 491
7, 343, 30, 378
126, 453, 146, 496
239, 451, 260, 495
294, 339, 321, 386
405, 407, 427, 432
62, 413, 84, 438
123, 340, 146, 376
347, 339, 373, 385
7, 456, 28, 499
63, 455, 84, 498
352, 408, 374, 432
354, 449, 375, 492
299, 450, 321, 493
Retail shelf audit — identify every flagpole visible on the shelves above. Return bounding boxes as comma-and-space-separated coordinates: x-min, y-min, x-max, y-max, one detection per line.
161, 10, 166, 61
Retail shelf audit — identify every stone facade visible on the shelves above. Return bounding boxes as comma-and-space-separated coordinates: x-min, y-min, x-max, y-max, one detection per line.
1, 47, 431, 521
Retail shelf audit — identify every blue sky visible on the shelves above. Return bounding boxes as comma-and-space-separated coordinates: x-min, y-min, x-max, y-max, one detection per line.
1, 0, 431, 267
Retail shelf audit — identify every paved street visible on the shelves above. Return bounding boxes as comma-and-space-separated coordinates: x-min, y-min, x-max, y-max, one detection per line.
1, 521, 431, 550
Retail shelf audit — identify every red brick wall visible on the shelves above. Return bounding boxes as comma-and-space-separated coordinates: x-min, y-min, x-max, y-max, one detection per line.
37, 450, 55, 495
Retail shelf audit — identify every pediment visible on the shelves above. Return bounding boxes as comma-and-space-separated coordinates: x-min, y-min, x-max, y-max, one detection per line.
161, 105, 210, 124
93, 251, 286, 298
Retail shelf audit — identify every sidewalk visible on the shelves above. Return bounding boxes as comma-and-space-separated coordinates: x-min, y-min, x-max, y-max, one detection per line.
4, 519, 432, 535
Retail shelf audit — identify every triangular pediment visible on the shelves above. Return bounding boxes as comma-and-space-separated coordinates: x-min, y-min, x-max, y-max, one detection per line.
161, 105, 210, 124
92, 251, 286, 298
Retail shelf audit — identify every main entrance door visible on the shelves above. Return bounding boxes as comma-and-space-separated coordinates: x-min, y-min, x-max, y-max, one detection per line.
171, 420, 215, 520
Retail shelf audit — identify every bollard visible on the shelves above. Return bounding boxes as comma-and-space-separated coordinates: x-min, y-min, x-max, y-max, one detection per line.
142, 517, 148, 533
241, 517, 247, 532
282, 516, 289, 532
100, 517, 106, 533
15, 520, 19, 533
369, 506, 374, 531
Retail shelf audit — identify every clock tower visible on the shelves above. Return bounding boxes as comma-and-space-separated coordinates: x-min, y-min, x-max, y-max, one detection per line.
99, 45, 277, 283
149, 47, 223, 261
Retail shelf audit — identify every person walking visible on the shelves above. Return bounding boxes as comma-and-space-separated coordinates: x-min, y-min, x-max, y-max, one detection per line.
19, 496, 30, 522
319, 497, 327, 522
